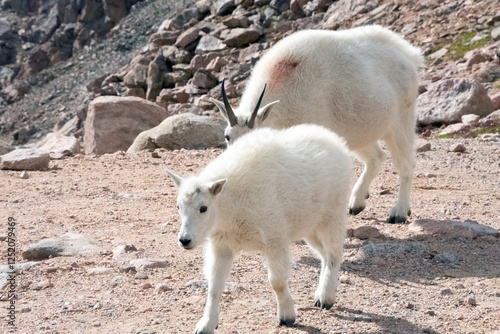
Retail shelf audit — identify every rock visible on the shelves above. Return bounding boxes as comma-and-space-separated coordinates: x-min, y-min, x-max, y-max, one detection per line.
435, 252, 461, 264
192, 69, 218, 89
103, 0, 129, 24
489, 93, 500, 111
222, 15, 249, 28
206, 56, 229, 72
174, 26, 201, 49
409, 219, 499, 239
438, 123, 470, 136
491, 26, 500, 41
154, 283, 170, 294
195, 35, 227, 54
20, 171, 29, 179
440, 288, 453, 295
416, 141, 431, 153
213, 0, 236, 16
84, 96, 168, 155
339, 275, 351, 284
478, 109, 500, 127
323, 0, 377, 30
270, 0, 290, 12
24, 49, 51, 77
149, 30, 181, 47
0, 149, 50, 170
22, 233, 100, 261
88, 267, 113, 275
461, 114, 480, 126
0, 140, 13, 155
353, 226, 381, 240
123, 55, 151, 89
135, 272, 148, 280
159, 8, 202, 31
465, 53, 487, 71
416, 79, 494, 126
129, 258, 169, 269
467, 297, 477, 306
221, 28, 261, 48
182, 295, 206, 305
112, 244, 138, 260
39, 133, 81, 157
162, 45, 192, 65
428, 48, 448, 63
357, 242, 431, 262
451, 143, 466, 153
127, 113, 226, 152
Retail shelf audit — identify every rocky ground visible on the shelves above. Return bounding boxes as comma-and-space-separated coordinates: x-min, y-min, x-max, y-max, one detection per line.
1, 0, 500, 333
1, 137, 499, 334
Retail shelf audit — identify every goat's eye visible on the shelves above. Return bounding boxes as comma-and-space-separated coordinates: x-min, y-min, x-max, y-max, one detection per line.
200, 206, 207, 213
225, 135, 230, 142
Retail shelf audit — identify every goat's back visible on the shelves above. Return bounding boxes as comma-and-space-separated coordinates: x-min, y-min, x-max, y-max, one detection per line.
201, 125, 352, 236
240, 26, 423, 150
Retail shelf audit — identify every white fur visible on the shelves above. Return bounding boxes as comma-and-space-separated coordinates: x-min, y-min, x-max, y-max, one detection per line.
213, 25, 424, 223
166, 124, 352, 333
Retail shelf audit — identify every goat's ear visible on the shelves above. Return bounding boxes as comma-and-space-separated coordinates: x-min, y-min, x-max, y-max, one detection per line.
165, 168, 184, 188
257, 100, 279, 123
209, 179, 226, 196
210, 98, 231, 124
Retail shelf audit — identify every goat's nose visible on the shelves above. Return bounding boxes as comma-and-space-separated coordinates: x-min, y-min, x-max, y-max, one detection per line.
179, 238, 191, 247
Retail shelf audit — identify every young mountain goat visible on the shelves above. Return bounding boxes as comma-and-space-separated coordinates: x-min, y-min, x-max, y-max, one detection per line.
211, 25, 424, 224
166, 124, 352, 333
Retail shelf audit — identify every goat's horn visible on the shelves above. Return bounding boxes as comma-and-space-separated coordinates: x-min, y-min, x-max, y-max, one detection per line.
247, 84, 267, 129
221, 79, 237, 127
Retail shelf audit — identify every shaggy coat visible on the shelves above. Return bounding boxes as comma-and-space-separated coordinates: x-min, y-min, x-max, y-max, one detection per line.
166, 124, 352, 333
212, 25, 424, 224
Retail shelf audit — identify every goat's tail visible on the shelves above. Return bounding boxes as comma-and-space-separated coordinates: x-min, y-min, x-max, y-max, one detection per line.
362, 25, 425, 69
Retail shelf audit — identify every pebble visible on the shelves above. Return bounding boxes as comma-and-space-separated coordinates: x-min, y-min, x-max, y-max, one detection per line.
142, 283, 152, 289
425, 310, 436, 316
454, 283, 466, 289
20, 171, 29, 179
417, 142, 432, 152
155, 283, 170, 294
339, 275, 352, 284
467, 297, 477, 306
352, 226, 381, 240
93, 302, 102, 310
451, 144, 466, 153
135, 272, 148, 280
440, 288, 453, 295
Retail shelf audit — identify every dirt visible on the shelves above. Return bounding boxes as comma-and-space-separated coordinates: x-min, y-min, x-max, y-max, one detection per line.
1, 137, 499, 334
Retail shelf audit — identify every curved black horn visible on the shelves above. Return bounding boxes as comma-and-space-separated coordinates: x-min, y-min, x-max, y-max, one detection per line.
247, 84, 267, 129
221, 79, 237, 127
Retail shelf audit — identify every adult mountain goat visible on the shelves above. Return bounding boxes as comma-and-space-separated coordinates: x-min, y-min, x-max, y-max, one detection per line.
211, 25, 424, 224
166, 124, 352, 333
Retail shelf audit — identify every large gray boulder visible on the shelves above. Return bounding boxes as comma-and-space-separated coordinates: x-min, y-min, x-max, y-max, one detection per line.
84, 96, 168, 155
0, 148, 50, 170
417, 78, 493, 126
127, 113, 226, 152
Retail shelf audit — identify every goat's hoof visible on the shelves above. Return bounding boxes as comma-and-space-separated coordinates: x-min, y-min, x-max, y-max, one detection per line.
387, 215, 407, 224
349, 206, 365, 215
314, 300, 333, 310
279, 317, 295, 327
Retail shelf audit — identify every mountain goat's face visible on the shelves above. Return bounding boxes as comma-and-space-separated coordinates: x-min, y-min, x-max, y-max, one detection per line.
210, 79, 279, 146
165, 169, 226, 250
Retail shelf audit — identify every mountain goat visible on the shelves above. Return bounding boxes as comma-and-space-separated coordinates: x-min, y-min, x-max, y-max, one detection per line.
211, 25, 424, 224
165, 124, 352, 333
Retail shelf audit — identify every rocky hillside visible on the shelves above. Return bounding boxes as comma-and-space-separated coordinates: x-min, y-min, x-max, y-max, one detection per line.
1, 0, 500, 152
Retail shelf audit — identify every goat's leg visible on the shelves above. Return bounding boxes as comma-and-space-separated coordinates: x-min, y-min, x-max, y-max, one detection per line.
383, 128, 415, 224
306, 217, 345, 310
349, 142, 386, 215
195, 243, 234, 334
264, 244, 296, 327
